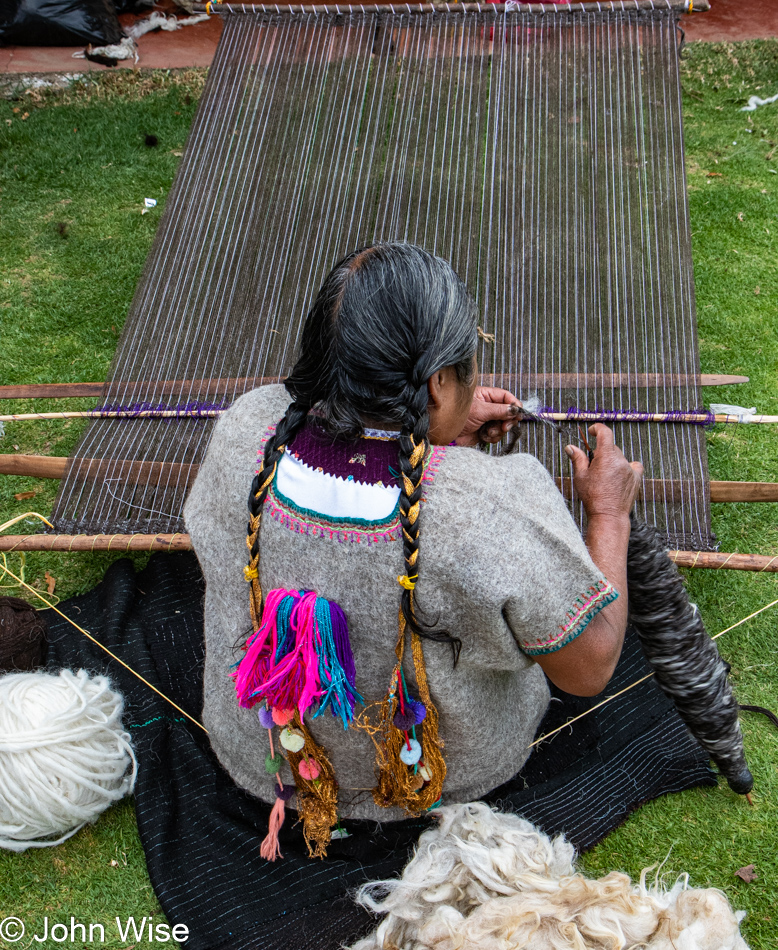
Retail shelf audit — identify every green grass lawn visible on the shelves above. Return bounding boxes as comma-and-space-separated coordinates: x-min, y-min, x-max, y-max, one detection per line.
1, 41, 777, 948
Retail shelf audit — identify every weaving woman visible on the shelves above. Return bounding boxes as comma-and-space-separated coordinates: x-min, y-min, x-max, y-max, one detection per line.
184, 241, 643, 860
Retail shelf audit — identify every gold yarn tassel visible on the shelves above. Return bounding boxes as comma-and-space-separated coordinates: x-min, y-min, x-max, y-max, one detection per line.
373, 605, 446, 814
287, 716, 339, 858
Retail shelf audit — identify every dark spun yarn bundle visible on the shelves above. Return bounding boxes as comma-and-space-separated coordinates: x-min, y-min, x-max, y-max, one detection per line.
0, 597, 48, 673
627, 516, 753, 795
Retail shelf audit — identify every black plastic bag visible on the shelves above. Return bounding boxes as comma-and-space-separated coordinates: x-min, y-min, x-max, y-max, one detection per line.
0, 0, 124, 47
113, 0, 154, 13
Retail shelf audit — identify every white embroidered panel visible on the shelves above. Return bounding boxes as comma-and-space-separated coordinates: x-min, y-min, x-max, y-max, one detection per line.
276, 449, 400, 521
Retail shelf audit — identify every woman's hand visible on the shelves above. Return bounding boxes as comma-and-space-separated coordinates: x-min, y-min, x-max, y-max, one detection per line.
564, 424, 643, 520
454, 387, 522, 447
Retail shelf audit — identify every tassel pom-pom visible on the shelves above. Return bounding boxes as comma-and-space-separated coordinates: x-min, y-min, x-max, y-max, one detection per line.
274, 781, 295, 802
399, 738, 422, 765
265, 753, 283, 774
272, 707, 295, 726
408, 698, 426, 724
258, 706, 275, 729
259, 796, 286, 861
298, 758, 321, 781
393, 709, 417, 730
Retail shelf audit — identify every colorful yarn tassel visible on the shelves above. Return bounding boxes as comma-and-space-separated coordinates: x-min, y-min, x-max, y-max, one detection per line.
312, 598, 363, 728
233, 590, 362, 724
233, 588, 294, 709
260, 796, 286, 861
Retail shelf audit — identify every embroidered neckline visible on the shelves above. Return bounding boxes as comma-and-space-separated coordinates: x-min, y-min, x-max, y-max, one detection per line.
256, 422, 447, 544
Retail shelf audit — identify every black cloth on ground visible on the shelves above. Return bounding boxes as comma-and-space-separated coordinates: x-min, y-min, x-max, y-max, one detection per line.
45, 553, 715, 950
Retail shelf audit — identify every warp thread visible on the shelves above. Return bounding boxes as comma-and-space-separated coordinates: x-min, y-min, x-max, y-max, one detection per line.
0, 597, 47, 673
0, 669, 136, 852
627, 516, 753, 795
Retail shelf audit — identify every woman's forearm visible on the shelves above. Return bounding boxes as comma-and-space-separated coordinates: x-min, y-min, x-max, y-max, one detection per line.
579, 512, 631, 680
584, 512, 630, 632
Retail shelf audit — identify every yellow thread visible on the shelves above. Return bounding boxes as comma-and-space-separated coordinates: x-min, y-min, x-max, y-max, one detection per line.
168, 532, 181, 552
0, 561, 208, 734
758, 556, 778, 573
244, 565, 259, 582
397, 574, 418, 590
0, 512, 54, 534
530, 596, 778, 748
717, 552, 736, 569
711, 597, 778, 641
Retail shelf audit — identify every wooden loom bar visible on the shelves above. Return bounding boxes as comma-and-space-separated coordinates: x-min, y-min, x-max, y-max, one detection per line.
555, 478, 778, 504
1, 536, 772, 571
3, 455, 778, 502
0, 534, 191, 552
0, 373, 749, 401
0, 455, 196, 487
194, 2, 710, 15
668, 551, 778, 573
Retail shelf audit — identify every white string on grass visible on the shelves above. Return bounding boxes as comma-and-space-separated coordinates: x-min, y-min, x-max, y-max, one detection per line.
0, 669, 136, 852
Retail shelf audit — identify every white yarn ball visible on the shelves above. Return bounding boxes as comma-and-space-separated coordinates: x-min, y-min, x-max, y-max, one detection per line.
0, 668, 137, 852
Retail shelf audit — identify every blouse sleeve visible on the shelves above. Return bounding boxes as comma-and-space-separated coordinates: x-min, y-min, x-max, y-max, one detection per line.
495, 453, 618, 657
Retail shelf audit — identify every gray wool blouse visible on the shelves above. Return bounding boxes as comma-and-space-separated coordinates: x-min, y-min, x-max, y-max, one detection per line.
184, 385, 616, 823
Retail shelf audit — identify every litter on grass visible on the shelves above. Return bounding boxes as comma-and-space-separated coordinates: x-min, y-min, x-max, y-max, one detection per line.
72, 12, 210, 66
710, 404, 759, 423
741, 91, 778, 112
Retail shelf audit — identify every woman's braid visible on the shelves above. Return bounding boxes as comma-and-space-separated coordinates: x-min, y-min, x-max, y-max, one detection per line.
397, 385, 429, 627
397, 385, 462, 662
245, 401, 309, 628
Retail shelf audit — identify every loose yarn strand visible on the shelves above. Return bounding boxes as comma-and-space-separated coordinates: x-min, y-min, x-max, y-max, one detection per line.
0, 561, 208, 735
529, 595, 778, 749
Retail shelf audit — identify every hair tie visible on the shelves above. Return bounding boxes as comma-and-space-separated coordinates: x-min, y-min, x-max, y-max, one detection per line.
244, 565, 259, 582
397, 575, 418, 590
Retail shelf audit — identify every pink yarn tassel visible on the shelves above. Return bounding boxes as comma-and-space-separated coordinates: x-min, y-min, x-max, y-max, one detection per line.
259, 797, 286, 861
293, 592, 323, 714
259, 592, 322, 714
232, 588, 292, 708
